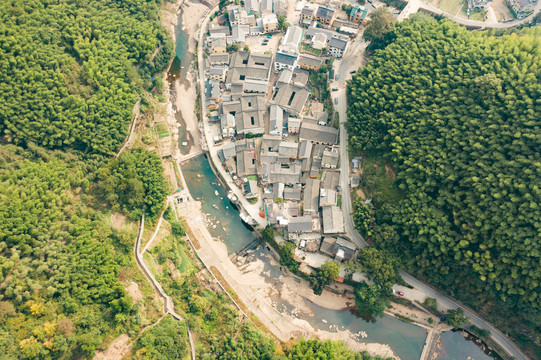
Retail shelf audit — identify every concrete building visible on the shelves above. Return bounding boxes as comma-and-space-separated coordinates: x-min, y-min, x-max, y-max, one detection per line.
244, 0, 260, 15
328, 37, 348, 58
349, 6, 368, 23
288, 216, 314, 233
298, 140, 313, 159
320, 237, 356, 261
311, 32, 328, 50
322, 206, 344, 234
209, 53, 230, 66
221, 95, 266, 135
288, 118, 301, 134
244, 180, 259, 198
278, 141, 298, 159
301, 6, 316, 25
226, 52, 273, 93
218, 142, 237, 161
322, 148, 339, 168
315, 6, 337, 26
236, 149, 257, 177
303, 178, 320, 215
208, 67, 227, 81
309, 144, 324, 178
228, 24, 250, 44
271, 83, 310, 116
221, 113, 236, 137
262, 13, 279, 32
283, 187, 302, 201
269, 104, 284, 136
320, 188, 337, 207
261, 0, 273, 14
298, 55, 324, 71
269, 162, 302, 184
300, 122, 339, 145
227, 5, 248, 26
506, 0, 535, 18
280, 26, 304, 53
274, 0, 287, 16
322, 171, 340, 190
275, 51, 299, 72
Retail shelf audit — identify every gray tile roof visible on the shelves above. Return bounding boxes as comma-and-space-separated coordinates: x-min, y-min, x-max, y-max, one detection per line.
322, 206, 344, 234
299, 122, 339, 145
303, 178, 320, 214
288, 216, 313, 232
329, 37, 348, 51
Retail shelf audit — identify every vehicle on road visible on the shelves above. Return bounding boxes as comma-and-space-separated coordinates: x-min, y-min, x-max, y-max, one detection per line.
332, 88, 338, 91
335, 75, 338, 80
396, 291, 404, 296
350, 70, 356, 74
334, 98, 338, 105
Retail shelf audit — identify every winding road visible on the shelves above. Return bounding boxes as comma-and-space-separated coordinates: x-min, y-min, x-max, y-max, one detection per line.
332, 14, 531, 360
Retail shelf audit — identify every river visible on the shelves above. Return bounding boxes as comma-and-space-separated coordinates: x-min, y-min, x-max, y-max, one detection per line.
172, 9, 498, 360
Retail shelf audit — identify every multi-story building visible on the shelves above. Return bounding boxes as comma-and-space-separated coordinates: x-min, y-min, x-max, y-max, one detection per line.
328, 37, 348, 58
315, 6, 336, 27
262, 13, 279, 32
506, 0, 536, 18
349, 6, 368, 24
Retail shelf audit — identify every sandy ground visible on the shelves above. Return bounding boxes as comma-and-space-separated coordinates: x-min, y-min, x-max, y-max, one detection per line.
175, 197, 401, 359
162, 0, 208, 158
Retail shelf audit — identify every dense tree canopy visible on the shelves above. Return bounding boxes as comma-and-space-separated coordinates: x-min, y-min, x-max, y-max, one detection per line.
0, 145, 135, 358
348, 15, 540, 353
283, 339, 393, 360
95, 149, 169, 219
134, 316, 189, 359
0, 0, 173, 155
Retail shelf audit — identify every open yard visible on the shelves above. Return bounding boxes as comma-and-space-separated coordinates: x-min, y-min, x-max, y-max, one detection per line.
244, 33, 282, 54
436, 0, 464, 15
491, 0, 514, 21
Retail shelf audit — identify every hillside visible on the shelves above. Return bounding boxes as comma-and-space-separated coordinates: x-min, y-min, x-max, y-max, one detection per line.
347, 16, 540, 356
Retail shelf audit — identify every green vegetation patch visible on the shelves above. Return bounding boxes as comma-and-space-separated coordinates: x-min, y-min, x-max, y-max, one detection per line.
0, 0, 173, 155
348, 15, 540, 355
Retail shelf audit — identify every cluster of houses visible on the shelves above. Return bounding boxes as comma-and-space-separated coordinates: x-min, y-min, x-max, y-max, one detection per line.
202, 1, 369, 264
206, 0, 287, 46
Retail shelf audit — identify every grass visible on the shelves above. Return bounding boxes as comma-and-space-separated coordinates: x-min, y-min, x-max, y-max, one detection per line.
438, 0, 463, 14
155, 122, 169, 138
337, 194, 342, 207
247, 175, 257, 181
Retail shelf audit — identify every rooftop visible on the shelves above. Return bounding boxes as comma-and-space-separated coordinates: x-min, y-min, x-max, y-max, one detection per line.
316, 6, 336, 21
299, 122, 339, 145
329, 37, 348, 50
271, 83, 310, 116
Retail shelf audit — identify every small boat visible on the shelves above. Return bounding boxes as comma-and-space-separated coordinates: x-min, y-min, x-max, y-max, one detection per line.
215, 190, 219, 196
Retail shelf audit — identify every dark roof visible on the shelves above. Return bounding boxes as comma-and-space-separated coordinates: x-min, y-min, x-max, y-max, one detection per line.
288, 216, 313, 232
329, 37, 348, 51
316, 6, 335, 21
299, 122, 339, 145
275, 52, 298, 66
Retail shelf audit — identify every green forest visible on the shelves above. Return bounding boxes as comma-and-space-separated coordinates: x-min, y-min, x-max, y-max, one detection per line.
347, 15, 540, 355
0, 0, 173, 155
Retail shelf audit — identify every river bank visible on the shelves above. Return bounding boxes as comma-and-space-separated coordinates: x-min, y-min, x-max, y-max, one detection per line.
159, 2, 424, 359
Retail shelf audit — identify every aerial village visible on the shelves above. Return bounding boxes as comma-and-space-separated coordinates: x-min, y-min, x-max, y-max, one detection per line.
201, 0, 370, 276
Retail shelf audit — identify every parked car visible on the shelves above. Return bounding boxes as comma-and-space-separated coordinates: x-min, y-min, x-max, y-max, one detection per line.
350, 70, 356, 74
396, 291, 404, 296
335, 75, 338, 80
334, 98, 338, 105
332, 88, 338, 91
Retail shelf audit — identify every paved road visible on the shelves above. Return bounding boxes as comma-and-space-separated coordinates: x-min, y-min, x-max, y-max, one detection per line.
398, 0, 541, 28
333, 27, 530, 360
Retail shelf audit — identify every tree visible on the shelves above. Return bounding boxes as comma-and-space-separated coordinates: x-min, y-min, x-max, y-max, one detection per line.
446, 308, 469, 329
279, 242, 300, 273
354, 283, 390, 318
363, 7, 394, 43
227, 43, 240, 52
347, 15, 540, 352
356, 248, 401, 291
243, 44, 250, 52
277, 15, 290, 31
284, 338, 393, 359
309, 261, 340, 295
